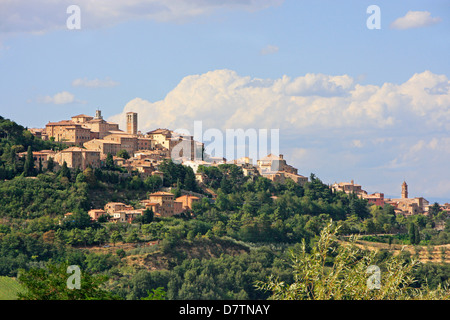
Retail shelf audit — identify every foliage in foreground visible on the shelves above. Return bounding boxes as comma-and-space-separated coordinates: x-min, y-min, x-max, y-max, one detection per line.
17, 263, 120, 300
256, 221, 450, 300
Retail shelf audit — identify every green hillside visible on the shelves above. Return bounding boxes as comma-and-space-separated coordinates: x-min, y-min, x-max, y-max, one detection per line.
0, 276, 25, 300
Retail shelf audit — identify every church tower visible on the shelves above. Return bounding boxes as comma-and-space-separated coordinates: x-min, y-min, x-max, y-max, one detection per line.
95, 109, 103, 120
401, 181, 408, 199
126, 112, 138, 135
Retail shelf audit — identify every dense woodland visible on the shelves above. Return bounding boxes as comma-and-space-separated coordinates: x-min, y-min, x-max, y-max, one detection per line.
1, 116, 450, 300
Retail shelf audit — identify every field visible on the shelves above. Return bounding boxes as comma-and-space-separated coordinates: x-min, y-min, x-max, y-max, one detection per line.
345, 239, 450, 264
0, 276, 25, 300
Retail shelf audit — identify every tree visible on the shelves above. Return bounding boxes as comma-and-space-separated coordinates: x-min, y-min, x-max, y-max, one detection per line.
83, 167, 97, 187
414, 224, 421, 245
141, 287, 167, 300
63, 211, 93, 230
142, 208, 154, 224
429, 202, 441, 218
110, 231, 122, 247
183, 166, 198, 192
23, 146, 35, 177
256, 221, 449, 300
116, 149, 130, 160
94, 228, 109, 246
59, 161, 71, 180
171, 179, 182, 198
125, 229, 140, 243
17, 263, 120, 300
219, 176, 232, 194
408, 223, 417, 245
47, 157, 55, 172
38, 157, 43, 174
76, 172, 86, 183
105, 153, 114, 170
144, 175, 163, 192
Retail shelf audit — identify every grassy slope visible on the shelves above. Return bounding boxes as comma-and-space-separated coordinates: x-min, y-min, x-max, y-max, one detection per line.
0, 277, 25, 300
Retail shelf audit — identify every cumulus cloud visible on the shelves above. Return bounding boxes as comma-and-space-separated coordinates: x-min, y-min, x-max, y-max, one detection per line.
36, 91, 85, 105
0, 0, 283, 35
109, 69, 450, 134
72, 77, 120, 88
390, 11, 442, 30
260, 44, 279, 55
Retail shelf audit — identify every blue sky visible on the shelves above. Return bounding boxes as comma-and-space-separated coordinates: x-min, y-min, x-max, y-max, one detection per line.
0, 0, 449, 202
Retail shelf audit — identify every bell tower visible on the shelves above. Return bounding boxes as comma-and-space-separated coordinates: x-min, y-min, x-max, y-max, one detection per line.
95, 109, 103, 120
401, 181, 408, 199
126, 112, 138, 135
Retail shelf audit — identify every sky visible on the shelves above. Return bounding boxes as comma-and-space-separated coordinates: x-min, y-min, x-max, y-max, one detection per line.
0, 0, 449, 202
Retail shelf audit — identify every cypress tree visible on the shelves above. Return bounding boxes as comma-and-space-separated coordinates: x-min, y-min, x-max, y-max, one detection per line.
24, 146, 35, 177
47, 157, 54, 172
414, 224, 421, 245
408, 223, 416, 245
59, 160, 71, 180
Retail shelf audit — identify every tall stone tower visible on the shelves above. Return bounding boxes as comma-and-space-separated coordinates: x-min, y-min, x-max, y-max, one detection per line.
126, 112, 138, 135
95, 109, 103, 120
401, 181, 408, 199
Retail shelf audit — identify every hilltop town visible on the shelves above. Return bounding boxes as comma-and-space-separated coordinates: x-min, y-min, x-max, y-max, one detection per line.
25, 110, 313, 223
24, 110, 449, 226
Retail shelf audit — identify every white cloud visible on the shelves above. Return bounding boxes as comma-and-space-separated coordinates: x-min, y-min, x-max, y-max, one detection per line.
109, 69, 450, 134
36, 91, 84, 105
108, 69, 450, 198
352, 140, 364, 148
0, 0, 283, 35
72, 77, 120, 88
390, 11, 442, 30
260, 44, 279, 55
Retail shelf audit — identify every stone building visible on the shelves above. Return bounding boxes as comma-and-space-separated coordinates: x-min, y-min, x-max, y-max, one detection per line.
17, 149, 56, 169
148, 192, 176, 217
45, 110, 119, 145
176, 195, 200, 211
104, 202, 133, 214
256, 153, 308, 186
88, 209, 107, 221
361, 192, 385, 207
84, 132, 154, 157
45, 120, 93, 145
83, 138, 122, 156
54, 147, 101, 170
257, 154, 298, 174
147, 128, 203, 161
332, 180, 364, 195
385, 181, 429, 216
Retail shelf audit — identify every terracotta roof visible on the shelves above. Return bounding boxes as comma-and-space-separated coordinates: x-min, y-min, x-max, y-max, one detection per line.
85, 139, 121, 145
62, 147, 99, 153
258, 153, 283, 161
72, 114, 92, 118
108, 130, 126, 134
46, 120, 77, 126
149, 191, 174, 196
147, 128, 171, 135
176, 195, 199, 200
